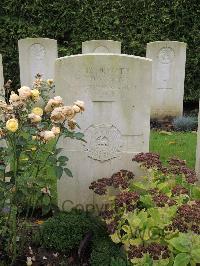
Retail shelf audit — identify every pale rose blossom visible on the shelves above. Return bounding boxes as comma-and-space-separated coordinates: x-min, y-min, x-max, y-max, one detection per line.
41, 130, 55, 142
72, 104, 81, 113
44, 99, 55, 113
74, 100, 85, 112
9, 92, 20, 103
62, 106, 75, 120
28, 113, 42, 123
18, 86, 32, 100
0, 100, 8, 109
51, 126, 60, 135
50, 107, 65, 123
68, 119, 76, 130
45, 96, 63, 113
53, 96, 63, 104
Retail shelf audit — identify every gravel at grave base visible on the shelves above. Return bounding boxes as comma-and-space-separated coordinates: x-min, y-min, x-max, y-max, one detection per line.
5, 246, 91, 265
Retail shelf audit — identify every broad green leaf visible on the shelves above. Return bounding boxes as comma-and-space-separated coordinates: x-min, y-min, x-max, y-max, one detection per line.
168, 234, 190, 253
74, 132, 84, 140
191, 186, 200, 200
173, 253, 190, 266
129, 238, 142, 246
58, 155, 69, 163
153, 258, 170, 266
64, 168, 73, 177
140, 194, 154, 207
110, 232, 121, 243
191, 249, 200, 262
122, 225, 131, 235
55, 166, 63, 179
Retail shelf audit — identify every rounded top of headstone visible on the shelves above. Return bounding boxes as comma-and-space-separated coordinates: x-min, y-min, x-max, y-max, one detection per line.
147, 41, 187, 48
82, 40, 121, 54
56, 53, 152, 64
18, 38, 57, 45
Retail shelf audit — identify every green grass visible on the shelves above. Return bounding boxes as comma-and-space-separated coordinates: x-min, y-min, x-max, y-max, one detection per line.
150, 131, 197, 168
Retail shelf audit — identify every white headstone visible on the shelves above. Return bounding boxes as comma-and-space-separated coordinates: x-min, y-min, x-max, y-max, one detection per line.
195, 100, 200, 179
55, 54, 152, 211
146, 41, 186, 118
18, 38, 58, 87
0, 55, 4, 99
82, 40, 121, 54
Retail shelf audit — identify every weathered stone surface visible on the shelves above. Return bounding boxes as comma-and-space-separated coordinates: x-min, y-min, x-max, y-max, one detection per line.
55, 54, 152, 211
82, 40, 121, 54
195, 100, 200, 179
146, 41, 186, 118
0, 55, 4, 99
18, 38, 58, 87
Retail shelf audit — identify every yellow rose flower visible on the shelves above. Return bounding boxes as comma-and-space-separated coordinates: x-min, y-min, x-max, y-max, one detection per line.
31, 89, 40, 100
32, 107, 43, 116
6, 118, 18, 132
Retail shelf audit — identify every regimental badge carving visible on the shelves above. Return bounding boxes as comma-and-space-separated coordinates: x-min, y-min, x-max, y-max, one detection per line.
158, 47, 175, 64
30, 43, 46, 60
84, 124, 122, 162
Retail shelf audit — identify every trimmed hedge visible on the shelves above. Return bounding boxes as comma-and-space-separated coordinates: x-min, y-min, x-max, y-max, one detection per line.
0, 0, 199, 100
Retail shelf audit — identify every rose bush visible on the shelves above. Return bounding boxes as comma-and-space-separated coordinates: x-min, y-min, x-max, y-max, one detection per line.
89, 153, 200, 265
0, 74, 85, 263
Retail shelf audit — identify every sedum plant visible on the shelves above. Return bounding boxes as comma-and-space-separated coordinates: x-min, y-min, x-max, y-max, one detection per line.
0, 74, 85, 263
89, 153, 200, 266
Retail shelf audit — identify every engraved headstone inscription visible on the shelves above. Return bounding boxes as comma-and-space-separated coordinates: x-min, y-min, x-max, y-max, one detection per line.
18, 38, 58, 87
55, 54, 152, 210
146, 41, 186, 118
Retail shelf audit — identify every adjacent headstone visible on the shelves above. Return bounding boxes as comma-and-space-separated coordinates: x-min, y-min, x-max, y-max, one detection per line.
55, 54, 152, 211
82, 40, 121, 54
146, 41, 186, 118
0, 55, 5, 148
0, 55, 4, 99
195, 100, 200, 180
18, 38, 58, 87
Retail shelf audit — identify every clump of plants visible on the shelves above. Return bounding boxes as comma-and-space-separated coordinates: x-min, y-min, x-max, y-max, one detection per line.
172, 115, 197, 131
89, 153, 200, 265
40, 209, 94, 252
0, 74, 85, 264
38, 208, 126, 265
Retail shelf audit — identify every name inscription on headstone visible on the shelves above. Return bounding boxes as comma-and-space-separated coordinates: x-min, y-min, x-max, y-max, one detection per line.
86, 66, 130, 101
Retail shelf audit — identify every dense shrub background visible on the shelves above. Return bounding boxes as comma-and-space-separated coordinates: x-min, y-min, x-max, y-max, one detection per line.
0, 0, 199, 100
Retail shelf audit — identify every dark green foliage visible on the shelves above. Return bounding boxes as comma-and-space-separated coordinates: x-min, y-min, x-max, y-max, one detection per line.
40, 210, 94, 252
110, 257, 131, 266
0, 0, 199, 100
90, 235, 124, 266
172, 115, 198, 131
40, 209, 125, 263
